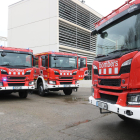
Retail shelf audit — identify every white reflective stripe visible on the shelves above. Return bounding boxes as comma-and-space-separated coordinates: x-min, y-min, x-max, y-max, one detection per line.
103, 69, 106, 74
18, 72, 20, 75
13, 72, 16, 75
99, 69, 101, 74
67, 73, 69, 75
60, 73, 62, 75
114, 68, 118, 74
109, 68, 112, 74
9, 72, 11, 75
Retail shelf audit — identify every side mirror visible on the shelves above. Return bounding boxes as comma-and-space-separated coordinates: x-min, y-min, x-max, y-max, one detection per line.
100, 32, 108, 39
41, 55, 45, 60
33, 59, 35, 66
54, 56, 58, 60
33, 56, 38, 66
1, 52, 7, 57
80, 58, 84, 68
42, 60, 45, 67
91, 29, 98, 36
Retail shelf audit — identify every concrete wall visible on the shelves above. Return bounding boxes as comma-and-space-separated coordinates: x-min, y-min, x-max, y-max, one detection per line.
79, 80, 92, 88
8, 0, 59, 54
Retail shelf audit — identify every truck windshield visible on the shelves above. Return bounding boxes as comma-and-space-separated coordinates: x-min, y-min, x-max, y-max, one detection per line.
0, 52, 32, 67
50, 55, 77, 70
96, 11, 140, 56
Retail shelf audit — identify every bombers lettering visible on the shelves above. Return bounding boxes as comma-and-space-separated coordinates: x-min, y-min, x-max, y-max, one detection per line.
99, 61, 118, 68
9, 69, 24, 72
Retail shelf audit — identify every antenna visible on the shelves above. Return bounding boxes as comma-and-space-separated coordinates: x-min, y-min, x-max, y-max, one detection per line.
81, 0, 85, 4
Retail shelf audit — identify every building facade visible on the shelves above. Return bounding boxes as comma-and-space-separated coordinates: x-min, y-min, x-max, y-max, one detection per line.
8, 0, 102, 79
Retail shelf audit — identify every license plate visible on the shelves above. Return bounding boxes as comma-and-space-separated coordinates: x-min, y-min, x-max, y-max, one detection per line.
13, 87, 22, 90
64, 85, 70, 87
96, 101, 108, 110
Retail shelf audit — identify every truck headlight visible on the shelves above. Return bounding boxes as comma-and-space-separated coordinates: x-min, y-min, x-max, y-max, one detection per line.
93, 65, 98, 69
0, 82, 3, 86
1, 69, 8, 75
25, 70, 31, 75
75, 80, 79, 84
127, 94, 140, 105
91, 87, 94, 96
73, 71, 77, 75
49, 81, 56, 85
54, 71, 59, 75
29, 81, 34, 86
121, 59, 132, 67
120, 59, 132, 74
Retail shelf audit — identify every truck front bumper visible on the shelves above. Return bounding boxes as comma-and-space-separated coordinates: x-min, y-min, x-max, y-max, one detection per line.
46, 84, 79, 89
89, 96, 140, 120
0, 85, 35, 90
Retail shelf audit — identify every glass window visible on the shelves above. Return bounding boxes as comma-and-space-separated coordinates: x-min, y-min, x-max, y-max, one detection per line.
0, 52, 32, 68
96, 11, 140, 56
50, 55, 77, 70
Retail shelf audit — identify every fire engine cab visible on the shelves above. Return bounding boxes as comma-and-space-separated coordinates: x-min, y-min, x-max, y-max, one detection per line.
89, 0, 140, 121
34, 52, 88, 96
0, 46, 35, 98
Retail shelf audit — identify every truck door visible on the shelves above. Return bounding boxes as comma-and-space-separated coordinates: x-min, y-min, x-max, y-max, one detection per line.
78, 56, 88, 80
33, 56, 40, 80
41, 55, 48, 81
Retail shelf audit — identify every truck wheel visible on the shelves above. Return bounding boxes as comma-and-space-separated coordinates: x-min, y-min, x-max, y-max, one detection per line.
38, 82, 45, 96
63, 89, 72, 95
118, 114, 134, 122
19, 91, 28, 98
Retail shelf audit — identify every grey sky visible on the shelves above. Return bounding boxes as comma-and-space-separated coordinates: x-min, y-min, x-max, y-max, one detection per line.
0, 0, 127, 37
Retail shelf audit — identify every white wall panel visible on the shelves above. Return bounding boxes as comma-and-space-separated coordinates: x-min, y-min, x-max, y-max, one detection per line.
8, 0, 59, 52
8, 0, 58, 29
9, 19, 50, 48
50, 17, 58, 45
50, 0, 58, 18
30, 44, 58, 54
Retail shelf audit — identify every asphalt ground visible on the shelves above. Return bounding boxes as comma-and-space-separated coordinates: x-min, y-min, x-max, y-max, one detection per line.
0, 88, 140, 140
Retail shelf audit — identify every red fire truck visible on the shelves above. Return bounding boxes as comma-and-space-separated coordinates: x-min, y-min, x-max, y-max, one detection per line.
34, 52, 88, 96
89, 0, 140, 121
0, 46, 35, 98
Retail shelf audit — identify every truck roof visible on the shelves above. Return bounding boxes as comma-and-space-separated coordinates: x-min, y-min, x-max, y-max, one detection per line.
0, 46, 33, 53
94, 0, 138, 28
35, 51, 78, 57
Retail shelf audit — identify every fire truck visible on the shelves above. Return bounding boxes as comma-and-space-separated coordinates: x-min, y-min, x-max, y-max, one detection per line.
89, 0, 140, 121
0, 46, 35, 98
34, 52, 88, 96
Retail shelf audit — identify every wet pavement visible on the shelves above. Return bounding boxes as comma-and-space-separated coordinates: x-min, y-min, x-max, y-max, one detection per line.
0, 88, 140, 140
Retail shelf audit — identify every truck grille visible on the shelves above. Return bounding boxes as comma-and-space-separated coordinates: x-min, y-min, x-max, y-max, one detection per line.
60, 82, 72, 85
7, 77, 25, 80
99, 79, 121, 87
59, 77, 73, 79
8, 83, 25, 86
99, 93, 118, 104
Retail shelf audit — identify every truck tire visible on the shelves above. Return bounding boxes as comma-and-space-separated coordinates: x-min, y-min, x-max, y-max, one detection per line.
63, 89, 72, 95
38, 82, 46, 96
118, 114, 134, 122
19, 91, 28, 98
